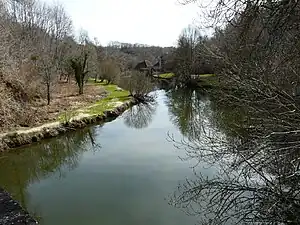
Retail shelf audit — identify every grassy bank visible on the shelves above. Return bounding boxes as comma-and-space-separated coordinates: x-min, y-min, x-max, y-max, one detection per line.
84, 81, 130, 115
0, 81, 135, 151
158, 73, 220, 88
59, 81, 130, 122
159, 73, 175, 79
197, 74, 219, 88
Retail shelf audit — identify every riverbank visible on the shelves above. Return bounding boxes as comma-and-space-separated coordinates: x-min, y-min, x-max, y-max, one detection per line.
0, 188, 38, 225
155, 73, 220, 89
0, 89, 199, 225
196, 74, 219, 88
0, 82, 137, 151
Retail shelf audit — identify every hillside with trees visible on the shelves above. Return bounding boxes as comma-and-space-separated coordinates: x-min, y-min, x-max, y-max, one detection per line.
0, 0, 174, 132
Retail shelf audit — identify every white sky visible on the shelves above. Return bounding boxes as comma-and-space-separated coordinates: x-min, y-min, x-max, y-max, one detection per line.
45, 0, 203, 47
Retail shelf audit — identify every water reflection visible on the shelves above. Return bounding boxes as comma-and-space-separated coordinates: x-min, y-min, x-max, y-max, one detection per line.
0, 127, 101, 214
166, 89, 300, 225
123, 101, 158, 129
2, 87, 298, 225
165, 88, 209, 141
0, 90, 198, 225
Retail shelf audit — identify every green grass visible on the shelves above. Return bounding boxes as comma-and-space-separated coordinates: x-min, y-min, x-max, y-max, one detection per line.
58, 111, 80, 123
83, 81, 130, 115
157, 73, 219, 87
199, 74, 215, 78
158, 73, 214, 79
92, 81, 130, 99
159, 73, 175, 79
197, 74, 219, 88
58, 81, 131, 121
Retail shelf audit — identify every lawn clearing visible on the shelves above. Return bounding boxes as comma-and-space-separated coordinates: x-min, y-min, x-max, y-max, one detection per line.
58, 81, 131, 122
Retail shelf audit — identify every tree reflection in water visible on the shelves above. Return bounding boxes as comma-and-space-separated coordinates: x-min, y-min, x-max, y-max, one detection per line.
123, 100, 158, 129
0, 126, 101, 222
167, 88, 300, 225
165, 88, 211, 141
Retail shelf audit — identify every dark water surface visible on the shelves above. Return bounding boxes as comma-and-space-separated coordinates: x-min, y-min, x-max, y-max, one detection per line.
0, 90, 217, 225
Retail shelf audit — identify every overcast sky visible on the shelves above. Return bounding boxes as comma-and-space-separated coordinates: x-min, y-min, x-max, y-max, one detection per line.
44, 0, 203, 47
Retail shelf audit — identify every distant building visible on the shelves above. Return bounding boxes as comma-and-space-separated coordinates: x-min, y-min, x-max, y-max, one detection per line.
154, 55, 175, 73
134, 60, 154, 75
153, 56, 162, 72
134, 54, 176, 75
134, 60, 153, 70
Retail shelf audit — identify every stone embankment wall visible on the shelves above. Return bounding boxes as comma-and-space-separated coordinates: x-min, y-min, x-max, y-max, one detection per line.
0, 99, 138, 151
0, 188, 38, 225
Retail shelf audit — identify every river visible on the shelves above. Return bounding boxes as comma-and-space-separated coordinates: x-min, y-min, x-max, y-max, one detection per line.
0, 89, 223, 225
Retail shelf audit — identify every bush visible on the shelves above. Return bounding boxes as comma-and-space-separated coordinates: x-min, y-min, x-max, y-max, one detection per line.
100, 59, 121, 84
118, 70, 154, 101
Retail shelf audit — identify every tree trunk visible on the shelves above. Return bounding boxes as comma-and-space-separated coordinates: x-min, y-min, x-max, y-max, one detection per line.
47, 83, 51, 105
79, 79, 84, 95
79, 84, 83, 95
79, 86, 83, 95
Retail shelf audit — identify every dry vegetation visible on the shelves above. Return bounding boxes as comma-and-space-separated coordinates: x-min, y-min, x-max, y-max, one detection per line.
0, 0, 161, 133
0, 80, 106, 132
169, 0, 300, 224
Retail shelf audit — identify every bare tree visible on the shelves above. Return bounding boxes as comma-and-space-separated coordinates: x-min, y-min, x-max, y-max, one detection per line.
166, 1, 300, 224
39, 44, 56, 105
58, 36, 77, 82
118, 70, 154, 101
51, 2, 73, 77
70, 52, 89, 95
66, 30, 90, 95
167, 87, 300, 225
100, 58, 121, 84
174, 25, 212, 86
90, 38, 105, 82
33, 1, 73, 104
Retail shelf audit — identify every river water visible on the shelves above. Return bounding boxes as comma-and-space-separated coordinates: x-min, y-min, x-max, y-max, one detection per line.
0, 89, 220, 225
